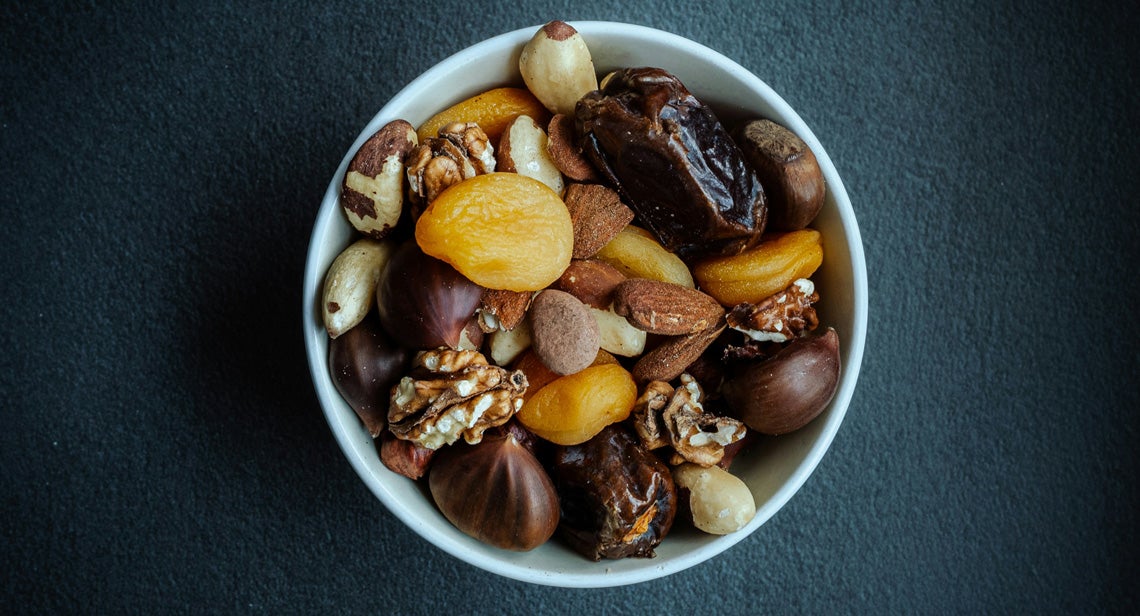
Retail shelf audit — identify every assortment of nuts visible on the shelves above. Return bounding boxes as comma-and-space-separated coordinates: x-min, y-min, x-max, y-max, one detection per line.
321, 21, 842, 559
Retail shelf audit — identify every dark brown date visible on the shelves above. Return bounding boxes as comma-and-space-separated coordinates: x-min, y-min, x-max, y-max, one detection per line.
575, 67, 767, 259
328, 313, 410, 436
548, 425, 677, 560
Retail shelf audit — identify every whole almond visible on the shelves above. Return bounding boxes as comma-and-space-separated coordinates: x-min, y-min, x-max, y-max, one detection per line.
553, 259, 626, 309
563, 183, 634, 259
612, 279, 725, 335
632, 321, 726, 383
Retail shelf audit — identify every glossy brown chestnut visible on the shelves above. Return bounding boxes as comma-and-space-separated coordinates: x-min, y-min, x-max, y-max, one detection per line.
376, 241, 483, 351
722, 327, 841, 435
327, 312, 410, 436
428, 431, 559, 551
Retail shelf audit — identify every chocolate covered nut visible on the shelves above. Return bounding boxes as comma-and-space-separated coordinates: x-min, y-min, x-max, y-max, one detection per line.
528, 289, 600, 375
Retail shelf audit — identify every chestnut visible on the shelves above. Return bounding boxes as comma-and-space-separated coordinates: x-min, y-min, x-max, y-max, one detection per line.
722, 327, 841, 435
428, 430, 559, 551
327, 312, 410, 436
734, 119, 825, 232
377, 241, 484, 351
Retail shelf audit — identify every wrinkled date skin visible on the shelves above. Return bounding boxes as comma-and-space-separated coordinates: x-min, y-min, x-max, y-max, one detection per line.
576, 67, 768, 259
548, 425, 677, 560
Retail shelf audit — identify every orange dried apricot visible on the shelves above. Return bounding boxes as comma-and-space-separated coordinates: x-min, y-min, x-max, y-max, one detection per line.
515, 363, 637, 445
416, 87, 552, 145
594, 225, 695, 288
415, 173, 573, 291
514, 348, 621, 404
693, 229, 823, 306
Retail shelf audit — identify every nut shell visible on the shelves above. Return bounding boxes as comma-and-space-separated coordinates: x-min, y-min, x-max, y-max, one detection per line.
428, 431, 559, 551
722, 327, 841, 435
327, 313, 410, 436
376, 241, 483, 351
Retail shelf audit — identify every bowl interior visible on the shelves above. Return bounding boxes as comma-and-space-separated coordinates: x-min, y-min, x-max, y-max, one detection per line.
303, 21, 867, 587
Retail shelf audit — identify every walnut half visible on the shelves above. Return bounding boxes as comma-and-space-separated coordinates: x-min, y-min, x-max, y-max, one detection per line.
632, 374, 746, 467
388, 348, 527, 450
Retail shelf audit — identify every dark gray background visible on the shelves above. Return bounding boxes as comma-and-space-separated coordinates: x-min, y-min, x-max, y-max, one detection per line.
3, 0, 1137, 613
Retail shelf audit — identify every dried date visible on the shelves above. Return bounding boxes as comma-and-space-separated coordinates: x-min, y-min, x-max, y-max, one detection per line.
548, 425, 677, 560
575, 67, 768, 259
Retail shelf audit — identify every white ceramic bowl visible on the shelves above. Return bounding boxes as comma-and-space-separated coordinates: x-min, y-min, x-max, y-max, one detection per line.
303, 21, 867, 587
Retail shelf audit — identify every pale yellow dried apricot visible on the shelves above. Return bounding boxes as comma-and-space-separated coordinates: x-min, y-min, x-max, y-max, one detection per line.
693, 229, 823, 306
594, 225, 694, 288
415, 173, 573, 291
416, 87, 552, 145
515, 363, 637, 445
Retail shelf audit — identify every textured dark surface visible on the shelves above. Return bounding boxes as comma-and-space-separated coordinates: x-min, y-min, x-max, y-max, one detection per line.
3, 1, 1138, 613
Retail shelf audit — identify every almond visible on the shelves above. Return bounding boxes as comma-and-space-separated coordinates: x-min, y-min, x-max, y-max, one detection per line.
612, 279, 725, 335
553, 259, 626, 309
546, 114, 598, 182
478, 288, 533, 332
632, 321, 726, 383
563, 183, 634, 259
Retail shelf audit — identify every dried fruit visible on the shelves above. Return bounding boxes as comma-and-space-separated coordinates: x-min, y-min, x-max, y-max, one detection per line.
576, 67, 767, 259
594, 225, 694, 288
672, 463, 756, 535
415, 173, 573, 292
735, 119, 825, 231
417, 87, 551, 145
693, 229, 824, 306
327, 313, 410, 436
722, 327, 841, 435
549, 425, 677, 560
341, 119, 418, 239
527, 289, 600, 376
515, 363, 636, 445
376, 241, 483, 351
322, 238, 394, 338
429, 430, 559, 551
519, 20, 599, 116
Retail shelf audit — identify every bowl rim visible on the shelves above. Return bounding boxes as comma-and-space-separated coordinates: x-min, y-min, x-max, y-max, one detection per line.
303, 20, 868, 587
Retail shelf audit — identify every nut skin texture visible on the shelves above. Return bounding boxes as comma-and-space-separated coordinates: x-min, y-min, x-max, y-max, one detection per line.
327, 313, 410, 437
549, 425, 677, 561
528, 289, 601, 376
553, 259, 626, 309
547, 114, 598, 182
722, 327, 841, 435
631, 321, 726, 384
735, 119, 825, 232
378, 430, 435, 480
562, 183, 634, 259
428, 431, 559, 551
342, 120, 418, 239
376, 241, 483, 351
612, 279, 725, 336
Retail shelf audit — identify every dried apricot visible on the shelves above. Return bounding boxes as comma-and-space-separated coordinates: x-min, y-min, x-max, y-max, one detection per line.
516, 363, 637, 445
693, 229, 823, 306
415, 173, 573, 291
417, 87, 552, 145
513, 348, 618, 404
594, 225, 694, 288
